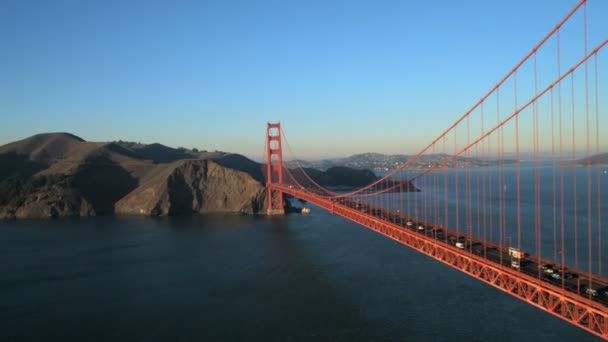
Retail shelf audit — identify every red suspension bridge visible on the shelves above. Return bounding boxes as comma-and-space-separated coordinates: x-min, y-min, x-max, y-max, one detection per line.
264, 0, 607, 339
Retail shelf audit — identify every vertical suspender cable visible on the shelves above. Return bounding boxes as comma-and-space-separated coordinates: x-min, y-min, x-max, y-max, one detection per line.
454, 129, 460, 236
583, 0, 592, 281
515, 71, 521, 254
571, 73, 578, 273
499, 87, 504, 264
534, 51, 542, 275
558, 29, 566, 290
594, 53, 601, 277
552, 86, 558, 263
482, 102, 488, 246
443, 136, 449, 242
487, 100, 492, 251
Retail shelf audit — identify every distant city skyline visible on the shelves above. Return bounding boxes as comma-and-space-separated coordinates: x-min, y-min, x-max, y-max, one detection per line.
2, 0, 607, 160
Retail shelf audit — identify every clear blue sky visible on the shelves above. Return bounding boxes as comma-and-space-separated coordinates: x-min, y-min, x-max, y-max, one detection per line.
1, 0, 606, 160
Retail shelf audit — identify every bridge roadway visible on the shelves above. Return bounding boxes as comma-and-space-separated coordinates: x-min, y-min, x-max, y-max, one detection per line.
271, 184, 608, 339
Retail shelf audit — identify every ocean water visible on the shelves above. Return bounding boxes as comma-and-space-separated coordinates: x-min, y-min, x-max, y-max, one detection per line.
0, 166, 606, 341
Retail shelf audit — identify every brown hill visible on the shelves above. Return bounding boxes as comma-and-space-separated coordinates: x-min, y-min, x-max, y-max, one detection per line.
0, 132, 86, 163
0, 133, 87, 181
0, 132, 151, 179
0, 132, 271, 218
214, 153, 264, 183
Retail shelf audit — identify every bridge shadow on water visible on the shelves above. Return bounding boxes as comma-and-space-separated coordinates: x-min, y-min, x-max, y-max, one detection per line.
249, 215, 381, 342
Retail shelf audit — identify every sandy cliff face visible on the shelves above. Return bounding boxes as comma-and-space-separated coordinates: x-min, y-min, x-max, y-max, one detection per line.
115, 159, 267, 216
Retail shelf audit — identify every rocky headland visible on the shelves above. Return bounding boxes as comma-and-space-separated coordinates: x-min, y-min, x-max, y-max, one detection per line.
0, 133, 419, 219
0, 133, 267, 218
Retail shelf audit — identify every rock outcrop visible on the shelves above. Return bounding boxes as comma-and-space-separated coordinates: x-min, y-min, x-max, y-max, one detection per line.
13, 187, 95, 219
115, 159, 267, 216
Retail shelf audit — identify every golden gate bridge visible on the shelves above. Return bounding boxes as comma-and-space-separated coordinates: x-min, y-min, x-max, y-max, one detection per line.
263, 0, 607, 339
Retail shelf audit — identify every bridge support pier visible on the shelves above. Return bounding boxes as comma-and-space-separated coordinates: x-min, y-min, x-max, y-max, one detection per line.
266, 122, 284, 215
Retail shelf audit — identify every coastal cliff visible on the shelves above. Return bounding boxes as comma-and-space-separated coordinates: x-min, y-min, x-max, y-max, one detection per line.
0, 132, 419, 219
114, 160, 266, 215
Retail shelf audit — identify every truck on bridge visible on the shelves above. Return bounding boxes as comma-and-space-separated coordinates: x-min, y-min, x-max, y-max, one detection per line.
508, 247, 528, 259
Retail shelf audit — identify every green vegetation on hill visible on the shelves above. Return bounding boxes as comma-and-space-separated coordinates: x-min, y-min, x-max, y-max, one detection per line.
0, 174, 67, 207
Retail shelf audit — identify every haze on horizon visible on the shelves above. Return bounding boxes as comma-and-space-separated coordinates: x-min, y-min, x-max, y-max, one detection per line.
2, 0, 607, 160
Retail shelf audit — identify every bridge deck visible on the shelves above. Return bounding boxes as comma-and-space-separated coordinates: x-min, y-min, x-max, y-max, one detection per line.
270, 184, 608, 340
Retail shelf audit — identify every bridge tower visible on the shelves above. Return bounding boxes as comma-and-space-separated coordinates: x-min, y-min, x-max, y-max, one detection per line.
265, 122, 284, 214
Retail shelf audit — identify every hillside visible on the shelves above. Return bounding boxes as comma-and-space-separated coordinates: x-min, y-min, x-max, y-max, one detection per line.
0, 132, 424, 219
0, 133, 153, 217
0, 132, 86, 162
0, 132, 89, 181
577, 152, 608, 165
115, 159, 266, 215
0, 133, 268, 218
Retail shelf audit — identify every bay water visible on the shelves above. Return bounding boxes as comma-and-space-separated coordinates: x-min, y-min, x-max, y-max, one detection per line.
1, 165, 606, 341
